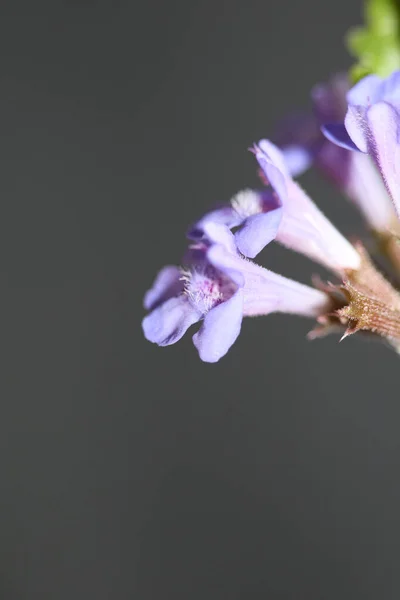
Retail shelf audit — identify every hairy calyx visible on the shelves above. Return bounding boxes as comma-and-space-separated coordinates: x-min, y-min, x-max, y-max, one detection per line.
312, 244, 400, 347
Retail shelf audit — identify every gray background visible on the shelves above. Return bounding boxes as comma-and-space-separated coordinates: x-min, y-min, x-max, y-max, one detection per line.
3, 0, 400, 598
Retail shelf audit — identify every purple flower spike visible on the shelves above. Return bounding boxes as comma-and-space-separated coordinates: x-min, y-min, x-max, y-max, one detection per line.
254, 139, 361, 274
142, 223, 330, 362
189, 188, 283, 259
323, 71, 400, 219
277, 74, 396, 232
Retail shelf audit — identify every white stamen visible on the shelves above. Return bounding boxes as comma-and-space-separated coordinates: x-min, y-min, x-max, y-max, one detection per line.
181, 267, 236, 314
231, 189, 262, 220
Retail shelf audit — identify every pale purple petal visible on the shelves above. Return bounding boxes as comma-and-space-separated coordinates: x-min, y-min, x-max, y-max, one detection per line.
202, 221, 238, 255
341, 152, 396, 230
322, 123, 361, 151
342, 73, 400, 219
192, 290, 243, 363
142, 296, 200, 346
188, 206, 239, 240
361, 101, 400, 216
281, 145, 313, 177
316, 142, 395, 230
344, 105, 369, 152
254, 139, 361, 273
207, 243, 330, 320
143, 266, 183, 311
234, 208, 283, 258
206, 243, 245, 287
257, 139, 290, 176
254, 140, 288, 201
379, 71, 400, 106
277, 179, 361, 272
240, 262, 331, 317
346, 74, 383, 106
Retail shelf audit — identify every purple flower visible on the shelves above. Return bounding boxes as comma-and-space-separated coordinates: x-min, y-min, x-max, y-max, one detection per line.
322, 71, 400, 220
189, 188, 283, 259
278, 74, 395, 232
253, 139, 361, 274
143, 223, 330, 363
190, 140, 361, 274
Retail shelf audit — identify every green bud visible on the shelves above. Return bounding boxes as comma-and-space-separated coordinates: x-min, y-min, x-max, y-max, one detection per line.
347, 0, 400, 82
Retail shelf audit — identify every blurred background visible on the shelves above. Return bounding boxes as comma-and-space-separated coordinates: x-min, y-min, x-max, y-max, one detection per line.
3, 0, 400, 598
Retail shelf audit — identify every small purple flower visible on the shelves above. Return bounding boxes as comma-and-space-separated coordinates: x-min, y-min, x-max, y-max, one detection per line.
253, 139, 361, 274
143, 223, 330, 363
278, 74, 395, 232
190, 140, 361, 274
189, 188, 283, 259
322, 71, 400, 219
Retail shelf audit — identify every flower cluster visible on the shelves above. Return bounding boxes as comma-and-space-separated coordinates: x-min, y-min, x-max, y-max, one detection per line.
142, 71, 400, 362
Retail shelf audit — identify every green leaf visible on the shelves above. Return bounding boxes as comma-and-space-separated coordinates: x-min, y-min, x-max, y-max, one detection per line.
346, 0, 400, 82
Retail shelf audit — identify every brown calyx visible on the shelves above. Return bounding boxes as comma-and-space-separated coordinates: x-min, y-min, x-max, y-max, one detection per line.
309, 243, 400, 347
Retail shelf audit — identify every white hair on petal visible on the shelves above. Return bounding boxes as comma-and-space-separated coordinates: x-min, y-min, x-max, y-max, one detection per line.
231, 189, 262, 219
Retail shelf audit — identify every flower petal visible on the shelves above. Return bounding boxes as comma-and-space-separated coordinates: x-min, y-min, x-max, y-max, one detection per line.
317, 143, 396, 231
143, 266, 183, 311
254, 140, 288, 200
344, 105, 369, 152
254, 139, 361, 273
362, 101, 400, 216
188, 206, 239, 240
257, 139, 289, 176
142, 296, 200, 346
343, 152, 396, 231
281, 145, 313, 177
241, 266, 330, 317
346, 74, 382, 106
202, 221, 238, 255
277, 179, 361, 272
379, 70, 400, 106
206, 243, 245, 287
321, 122, 361, 151
192, 290, 243, 363
234, 208, 283, 258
